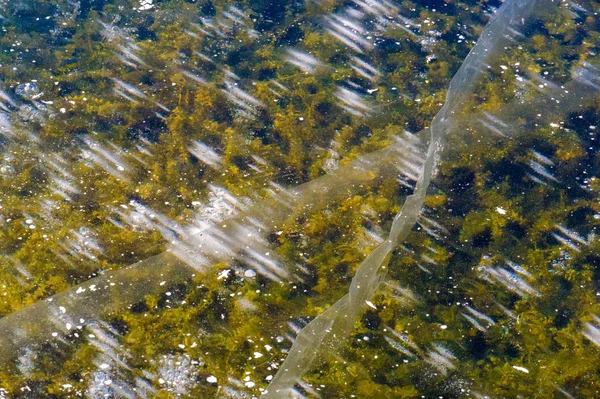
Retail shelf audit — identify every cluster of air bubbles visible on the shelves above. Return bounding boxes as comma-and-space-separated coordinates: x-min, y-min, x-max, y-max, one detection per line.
108, 200, 183, 241
58, 226, 104, 262
461, 305, 496, 332
583, 316, 600, 348
385, 283, 421, 308
17, 348, 36, 376
477, 258, 539, 298
424, 344, 457, 375
99, 18, 133, 44
284, 49, 323, 74
552, 224, 590, 252
221, 72, 264, 118
0, 163, 15, 176
549, 250, 572, 274
14, 82, 40, 100
86, 371, 114, 399
157, 354, 200, 395
384, 326, 421, 358
138, 0, 154, 11
193, 185, 245, 224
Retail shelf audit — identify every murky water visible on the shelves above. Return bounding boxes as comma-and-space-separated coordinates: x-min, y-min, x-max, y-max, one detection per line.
0, 0, 599, 397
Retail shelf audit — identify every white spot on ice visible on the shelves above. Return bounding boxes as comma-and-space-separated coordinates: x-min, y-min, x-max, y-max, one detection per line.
217, 269, 231, 280
207, 375, 218, 384
138, 0, 154, 10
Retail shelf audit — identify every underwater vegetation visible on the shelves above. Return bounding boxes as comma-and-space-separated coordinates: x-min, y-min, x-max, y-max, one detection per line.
0, 0, 599, 398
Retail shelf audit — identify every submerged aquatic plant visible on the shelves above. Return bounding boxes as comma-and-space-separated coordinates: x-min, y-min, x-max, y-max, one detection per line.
263, 0, 570, 395
0, 0, 598, 398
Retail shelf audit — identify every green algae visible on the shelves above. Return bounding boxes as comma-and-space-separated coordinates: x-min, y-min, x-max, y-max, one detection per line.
0, 0, 599, 398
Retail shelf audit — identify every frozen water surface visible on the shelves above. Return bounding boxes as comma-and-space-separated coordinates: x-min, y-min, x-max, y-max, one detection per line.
0, 0, 599, 397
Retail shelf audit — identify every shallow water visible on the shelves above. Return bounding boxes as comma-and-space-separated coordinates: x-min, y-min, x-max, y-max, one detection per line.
0, 0, 599, 398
